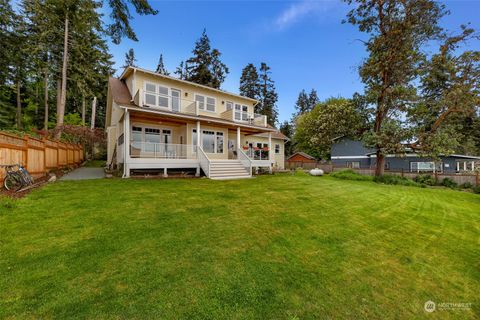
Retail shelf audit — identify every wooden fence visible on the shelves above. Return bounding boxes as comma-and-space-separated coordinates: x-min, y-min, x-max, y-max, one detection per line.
332, 167, 480, 186
0, 131, 84, 182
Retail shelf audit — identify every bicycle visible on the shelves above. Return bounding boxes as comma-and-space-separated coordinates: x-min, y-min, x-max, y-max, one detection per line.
1, 164, 34, 191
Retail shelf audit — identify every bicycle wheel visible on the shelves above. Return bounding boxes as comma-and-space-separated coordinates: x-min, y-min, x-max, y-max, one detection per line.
4, 174, 23, 191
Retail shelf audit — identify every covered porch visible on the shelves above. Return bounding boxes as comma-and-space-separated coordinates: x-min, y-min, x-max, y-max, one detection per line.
118, 107, 276, 178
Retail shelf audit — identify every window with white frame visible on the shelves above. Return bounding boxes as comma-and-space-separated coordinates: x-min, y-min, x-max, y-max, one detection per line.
202, 130, 224, 153
410, 161, 442, 172
456, 161, 475, 172
234, 104, 249, 121
226, 101, 233, 111
275, 144, 280, 154
192, 129, 197, 152
195, 94, 216, 112
143, 82, 180, 110
347, 161, 360, 169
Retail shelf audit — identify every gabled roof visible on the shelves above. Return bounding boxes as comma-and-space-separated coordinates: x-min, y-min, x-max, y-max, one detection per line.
119, 66, 258, 105
287, 152, 316, 161
109, 77, 133, 105
250, 125, 289, 140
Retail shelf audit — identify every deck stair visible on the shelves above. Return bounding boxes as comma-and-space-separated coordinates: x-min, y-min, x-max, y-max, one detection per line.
208, 160, 251, 180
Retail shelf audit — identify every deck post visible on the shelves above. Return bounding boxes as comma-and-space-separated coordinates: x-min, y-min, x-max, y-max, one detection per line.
237, 127, 241, 150
197, 121, 201, 150
123, 110, 131, 178
163, 168, 168, 178
268, 132, 272, 174
195, 165, 200, 177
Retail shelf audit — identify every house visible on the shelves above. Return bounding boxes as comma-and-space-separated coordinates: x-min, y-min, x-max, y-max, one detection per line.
286, 152, 317, 168
105, 66, 287, 179
331, 137, 480, 173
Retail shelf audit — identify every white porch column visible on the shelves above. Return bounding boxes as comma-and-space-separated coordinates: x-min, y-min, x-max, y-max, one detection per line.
268, 132, 272, 173
237, 127, 241, 150
196, 121, 201, 151
472, 161, 475, 172
123, 109, 130, 178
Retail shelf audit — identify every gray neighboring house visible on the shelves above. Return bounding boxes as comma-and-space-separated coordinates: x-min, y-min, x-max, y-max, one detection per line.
331, 137, 480, 174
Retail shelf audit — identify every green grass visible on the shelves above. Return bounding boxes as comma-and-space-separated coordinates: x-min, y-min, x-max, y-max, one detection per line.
1, 175, 479, 319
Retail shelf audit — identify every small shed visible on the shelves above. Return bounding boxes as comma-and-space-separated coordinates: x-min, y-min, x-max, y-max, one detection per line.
286, 152, 317, 169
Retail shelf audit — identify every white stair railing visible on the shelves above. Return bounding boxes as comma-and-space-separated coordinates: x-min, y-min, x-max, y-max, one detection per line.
237, 148, 252, 177
197, 146, 211, 178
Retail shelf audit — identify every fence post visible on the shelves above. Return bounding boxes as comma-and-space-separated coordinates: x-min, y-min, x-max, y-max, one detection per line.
23, 135, 29, 171
42, 137, 47, 176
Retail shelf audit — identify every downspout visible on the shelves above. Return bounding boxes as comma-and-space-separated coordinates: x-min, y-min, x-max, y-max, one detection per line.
122, 109, 129, 178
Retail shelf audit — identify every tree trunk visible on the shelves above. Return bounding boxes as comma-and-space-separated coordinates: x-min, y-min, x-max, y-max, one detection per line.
16, 78, 22, 129
55, 14, 69, 139
44, 69, 49, 130
375, 151, 385, 176
90, 96, 97, 129
81, 96, 86, 126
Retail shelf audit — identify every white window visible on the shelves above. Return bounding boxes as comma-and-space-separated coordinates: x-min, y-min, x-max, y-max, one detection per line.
347, 161, 360, 169
275, 144, 280, 154
456, 161, 475, 172
226, 101, 233, 111
192, 129, 197, 152
234, 104, 249, 121
143, 82, 181, 111
206, 97, 216, 112
195, 95, 205, 110
410, 161, 439, 172
201, 130, 224, 154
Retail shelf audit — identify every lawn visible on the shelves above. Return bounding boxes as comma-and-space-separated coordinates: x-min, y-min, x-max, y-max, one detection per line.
0, 174, 479, 319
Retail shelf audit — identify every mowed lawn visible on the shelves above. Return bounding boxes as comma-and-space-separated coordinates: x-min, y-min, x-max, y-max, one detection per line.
0, 175, 479, 319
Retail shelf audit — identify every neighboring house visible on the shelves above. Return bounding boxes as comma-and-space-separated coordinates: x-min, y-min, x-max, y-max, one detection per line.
331, 137, 480, 174
106, 66, 286, 179
286, 152, 317, 168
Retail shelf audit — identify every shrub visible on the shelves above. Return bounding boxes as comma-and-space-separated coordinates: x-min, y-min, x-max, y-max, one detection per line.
330, 169, 373, 181
441, 178, 458, 189
294, 167, 308, 176
373, 174, 420, 187
414, 174, 436, 186
460, 182, 474, 189
473, 186, 480, 194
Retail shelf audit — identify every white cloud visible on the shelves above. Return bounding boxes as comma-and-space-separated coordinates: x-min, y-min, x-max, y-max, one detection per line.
274, 0, 335, 31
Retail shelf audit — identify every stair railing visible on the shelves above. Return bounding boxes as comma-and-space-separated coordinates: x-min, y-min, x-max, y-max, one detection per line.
237, 148, 252, 177
197, 146, 211, 178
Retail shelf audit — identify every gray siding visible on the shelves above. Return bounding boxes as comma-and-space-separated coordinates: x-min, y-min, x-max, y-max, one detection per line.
331, 138, 375, 157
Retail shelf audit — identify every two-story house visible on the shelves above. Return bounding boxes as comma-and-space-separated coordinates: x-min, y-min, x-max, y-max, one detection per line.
106, 67, 287, 179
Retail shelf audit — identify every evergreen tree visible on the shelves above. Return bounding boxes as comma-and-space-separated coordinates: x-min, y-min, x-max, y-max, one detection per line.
123, 48, 137, 68
239, 63, 260, 100
155, 53, 169, 75
174, 60, 187, 79
307, 89, 319, 110
294, 89, 309, 116
185, 29, 229, 89
279, 120, 294, 156
257, 62, 278, 126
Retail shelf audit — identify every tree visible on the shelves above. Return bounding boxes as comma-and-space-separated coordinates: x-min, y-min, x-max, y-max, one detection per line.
279, 120, 294, 156
257, 62, 278, 126
307, 89, 319, 110
294, 97, 364, 159
344, 0, 446, 176
123, 48, 137, 68
185, 29, 229, 89
155, 53, 169, 75
294, 89, 309, 116
174, 60, 188, 80
239, 63, 259, 100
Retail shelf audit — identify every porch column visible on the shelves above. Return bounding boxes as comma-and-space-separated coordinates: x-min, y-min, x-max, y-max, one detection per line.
268, 132, 272, 173
237, 127, 241, 150
123, 109, 130, 178
472, 161, 475, 172
196, 121, 201, 151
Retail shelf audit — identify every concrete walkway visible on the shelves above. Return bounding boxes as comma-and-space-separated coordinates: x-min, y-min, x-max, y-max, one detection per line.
60, 167, 105, 180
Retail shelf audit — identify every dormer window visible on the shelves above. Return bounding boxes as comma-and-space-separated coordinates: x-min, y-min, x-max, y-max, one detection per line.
143, 82, 181, 111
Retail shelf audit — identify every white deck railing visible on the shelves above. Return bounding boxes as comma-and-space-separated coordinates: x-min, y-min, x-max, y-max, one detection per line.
197, 146, 211, 178
130, 142, 197, 159
237, 148, 252, 177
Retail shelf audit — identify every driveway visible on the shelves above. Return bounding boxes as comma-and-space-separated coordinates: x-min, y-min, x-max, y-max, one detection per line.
60, 167, 105, 180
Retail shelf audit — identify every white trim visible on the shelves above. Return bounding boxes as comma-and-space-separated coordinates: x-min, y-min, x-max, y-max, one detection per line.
117, 105, 276, 132
331, 156, 369, 159
194, 93, 216, 112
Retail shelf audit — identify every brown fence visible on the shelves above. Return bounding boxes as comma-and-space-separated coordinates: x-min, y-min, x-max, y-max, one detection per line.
0, 131, 84, 182
332, 167, 480, 186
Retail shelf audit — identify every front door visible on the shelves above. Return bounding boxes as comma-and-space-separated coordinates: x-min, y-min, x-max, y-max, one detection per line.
228, 139, 235, 159
162, 129, 172, 157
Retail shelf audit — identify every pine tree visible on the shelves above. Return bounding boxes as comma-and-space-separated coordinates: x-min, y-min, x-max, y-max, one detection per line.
185, 29, 229, 89
307, 89, 319, 110
123, 48, 137, 68
294, 90, 309, 116
155, 53, 169, 75
257, 62, 278, 126
279, 120, 294, 156
239, 63, 260, 100
174, 60, 186, 79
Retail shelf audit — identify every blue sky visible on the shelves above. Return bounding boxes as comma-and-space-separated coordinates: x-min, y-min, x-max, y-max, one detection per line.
106, 0, 480, 124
